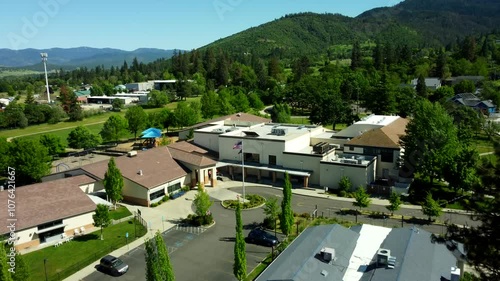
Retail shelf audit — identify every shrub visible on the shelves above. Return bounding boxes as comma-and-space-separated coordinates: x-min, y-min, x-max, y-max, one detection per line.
299, 212, 311, 219
262, 217, 275, 229
181, 185, 190, 192
339, 190, 348, 198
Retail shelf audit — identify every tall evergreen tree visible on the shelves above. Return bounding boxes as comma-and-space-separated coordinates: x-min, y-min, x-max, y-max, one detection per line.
103, 157, 124, 209
280, 172, 294, 236
0, 245, 13, 281
416, 75, 428, 98
233, 202, 247, 281
373, 41, 384, 70
350, 41, 362, 70
11, 252, 29, 281
145, 231, 175, 281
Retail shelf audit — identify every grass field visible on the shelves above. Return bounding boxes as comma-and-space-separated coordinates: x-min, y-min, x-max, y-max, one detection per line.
24, 219, 146, 281
0, 97, 202, 141
109, 206, 133, 221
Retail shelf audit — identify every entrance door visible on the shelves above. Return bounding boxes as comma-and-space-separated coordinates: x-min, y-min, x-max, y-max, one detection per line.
382, 169, 389, 179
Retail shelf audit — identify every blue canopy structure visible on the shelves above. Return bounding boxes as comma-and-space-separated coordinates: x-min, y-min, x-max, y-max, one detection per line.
140, 128, 162, 139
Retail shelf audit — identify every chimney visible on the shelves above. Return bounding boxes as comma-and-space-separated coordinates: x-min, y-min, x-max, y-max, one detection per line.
138, 170, 143, 176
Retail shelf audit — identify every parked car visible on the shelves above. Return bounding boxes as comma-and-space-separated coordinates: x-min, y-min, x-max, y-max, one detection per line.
99, 255, 129, 276
247, 228, 278, 247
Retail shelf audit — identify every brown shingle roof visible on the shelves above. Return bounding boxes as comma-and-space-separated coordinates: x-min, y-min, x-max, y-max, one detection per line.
347, 118, 409, 149
81, 147, 187, 189
168, 141, 209, 154
168, 147, 216, 168
181, 113, 271, 132
0, 175, 96, 234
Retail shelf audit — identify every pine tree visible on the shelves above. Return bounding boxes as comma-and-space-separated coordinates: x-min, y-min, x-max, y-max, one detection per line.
145, 231, 175, 281
103, 158, 123, 209
233, 202, 246, 281
280, 172, 294, 236
350, 41, 362, 70
416, 75, 428, 98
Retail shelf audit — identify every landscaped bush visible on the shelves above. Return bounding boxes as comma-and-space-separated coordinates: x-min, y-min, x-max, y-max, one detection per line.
368, 211, 388, 219
222, 194, 265, 209
150, 195, 169, 207
183, 213, 213, 226
181, 185, 190, 192
262, 217, 276, 229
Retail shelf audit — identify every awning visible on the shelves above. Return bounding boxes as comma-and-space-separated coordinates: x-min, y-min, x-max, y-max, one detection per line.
35, 224, 67, 234
216, 161, 311, 177
141, 128, 162, 137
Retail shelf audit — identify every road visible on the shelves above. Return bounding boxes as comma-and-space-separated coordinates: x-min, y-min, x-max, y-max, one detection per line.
83, 185, 478, 281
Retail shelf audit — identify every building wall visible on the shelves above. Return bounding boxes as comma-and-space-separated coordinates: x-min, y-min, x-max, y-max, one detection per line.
79, 182, 104, 193
193, 132, 220, 150
375, 149, 401, 179
282, 153, 324, 185
122, 178, 149, 206
13, 212, 95, 251
319, 161, 376, 190
343, 146, 364, 154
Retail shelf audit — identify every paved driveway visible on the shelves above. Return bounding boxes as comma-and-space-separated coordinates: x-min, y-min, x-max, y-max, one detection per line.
84, 196, 277, 281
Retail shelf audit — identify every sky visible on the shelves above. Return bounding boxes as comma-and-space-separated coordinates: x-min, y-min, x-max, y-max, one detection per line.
1, 0, 403, 51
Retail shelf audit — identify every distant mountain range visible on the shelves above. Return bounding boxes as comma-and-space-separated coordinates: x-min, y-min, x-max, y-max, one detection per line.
203, 0, 500, 58
0, 47, 177, 70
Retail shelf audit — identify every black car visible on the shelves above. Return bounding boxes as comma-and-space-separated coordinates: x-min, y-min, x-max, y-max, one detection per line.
99, 255, 129, 276
247, 228, 279, 247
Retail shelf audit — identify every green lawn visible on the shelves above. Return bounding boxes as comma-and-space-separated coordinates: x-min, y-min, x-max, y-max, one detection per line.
109, 206, 133, 220
471, 134, 495, 154
24, 219, 146, 281
19, 123, 112, 147
0, 97, 202, 141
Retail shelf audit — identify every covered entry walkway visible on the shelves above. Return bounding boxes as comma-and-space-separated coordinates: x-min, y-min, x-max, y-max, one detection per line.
216, 161, 312, 187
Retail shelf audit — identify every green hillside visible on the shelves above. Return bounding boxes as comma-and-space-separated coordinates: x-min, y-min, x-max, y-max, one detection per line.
203, 0, 500, 59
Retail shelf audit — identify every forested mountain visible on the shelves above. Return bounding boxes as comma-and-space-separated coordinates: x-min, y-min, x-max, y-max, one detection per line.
204, 0, 500, 59
0, 47, 177, 69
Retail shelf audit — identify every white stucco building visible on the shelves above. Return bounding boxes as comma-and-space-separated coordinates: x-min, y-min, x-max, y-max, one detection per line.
0, 175, 96, 251
192, 114, 408, 191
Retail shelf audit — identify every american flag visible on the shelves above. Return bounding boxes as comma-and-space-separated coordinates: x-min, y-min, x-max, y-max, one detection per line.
233, 141, 242, 150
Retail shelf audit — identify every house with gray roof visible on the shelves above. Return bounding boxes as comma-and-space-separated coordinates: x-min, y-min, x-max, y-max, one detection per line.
410, 77, 442, 90
451, 93, 496, 115
256, 224, 464, 281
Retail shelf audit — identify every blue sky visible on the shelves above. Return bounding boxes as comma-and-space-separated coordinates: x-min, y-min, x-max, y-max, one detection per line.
1, 0, 402, 51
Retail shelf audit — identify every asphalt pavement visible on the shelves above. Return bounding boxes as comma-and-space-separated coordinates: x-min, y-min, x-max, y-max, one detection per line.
68, 179, 478, 281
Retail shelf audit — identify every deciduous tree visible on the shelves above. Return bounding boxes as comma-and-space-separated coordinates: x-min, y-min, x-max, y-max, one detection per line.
0, 245, 13, 281
9, 138, 51, 185
421, 193, 442, 221
125, 106, 148, 140
93, 204, 111, 240
67, 126, 102, 149
11, 252, 29, 281
39, 134, 65, 157
103, 157, 123, 210
193, 189, 213, 219
386, 192, 402, 216
353, 186, 371, 211
100, 115, 128, 143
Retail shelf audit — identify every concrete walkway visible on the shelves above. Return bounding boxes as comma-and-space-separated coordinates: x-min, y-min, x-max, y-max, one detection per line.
65, 181, 470, 280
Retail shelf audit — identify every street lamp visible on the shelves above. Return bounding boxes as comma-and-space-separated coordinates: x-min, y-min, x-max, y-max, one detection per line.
44, 258, 48, 281
40, 53, 51, 104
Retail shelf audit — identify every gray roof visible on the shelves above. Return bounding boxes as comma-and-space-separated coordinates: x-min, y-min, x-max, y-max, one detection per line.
257, 224, 459, 281
256, 224, 359, 281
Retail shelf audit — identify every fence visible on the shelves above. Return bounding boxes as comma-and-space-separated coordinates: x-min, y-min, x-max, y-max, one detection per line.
46, 218, 147, 281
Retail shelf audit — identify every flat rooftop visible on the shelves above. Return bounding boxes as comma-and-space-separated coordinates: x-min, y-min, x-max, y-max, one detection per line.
355, 115, 400, 126
221, 123, 323, 141
324, 153, 375, 166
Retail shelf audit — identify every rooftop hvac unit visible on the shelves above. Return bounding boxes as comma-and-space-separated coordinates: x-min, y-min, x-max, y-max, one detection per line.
377, 248, 396, 268
313, 142, 329, 154
271, 128, 287, 136
128, 151, 137, 157
320, 247, 335, 263
212, 128, 224, 133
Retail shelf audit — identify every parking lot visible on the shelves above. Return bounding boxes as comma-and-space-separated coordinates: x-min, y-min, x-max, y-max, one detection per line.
84, 200, 277, 281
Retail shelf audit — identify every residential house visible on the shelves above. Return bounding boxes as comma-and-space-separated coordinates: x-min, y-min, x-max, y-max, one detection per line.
451, 93, 496, 115
0, 175, 97, 251
410, 77, 441, 90
256, 224, 465, 281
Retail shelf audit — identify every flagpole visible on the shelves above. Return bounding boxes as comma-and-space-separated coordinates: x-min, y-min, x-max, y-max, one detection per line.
242, 139, 245, 202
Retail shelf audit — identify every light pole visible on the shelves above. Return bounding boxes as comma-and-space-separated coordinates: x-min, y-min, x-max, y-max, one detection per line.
41, 53, 51, 103
44, 258, 48, 281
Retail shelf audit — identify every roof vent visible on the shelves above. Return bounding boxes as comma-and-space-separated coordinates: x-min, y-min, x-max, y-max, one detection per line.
320, 247, 335, 263
320, 270, 329, 277
138, 170, 143, 176
377, 248, 391, 267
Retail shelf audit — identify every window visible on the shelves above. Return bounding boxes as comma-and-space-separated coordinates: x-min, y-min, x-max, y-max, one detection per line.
269, 155, 277, 166
349, 146, 354, 151
150, 189, 165, 200
38, 219, 63, 230
244, 153, 260, 163
167, 182, 181, 194
380, 149, 393, 163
